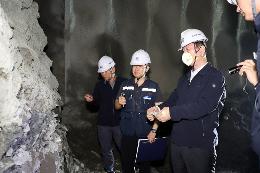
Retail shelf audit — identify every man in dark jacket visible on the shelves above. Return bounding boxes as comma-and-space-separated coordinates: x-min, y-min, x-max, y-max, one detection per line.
84, 56, 126, 173
147, 29, 226, 173
226, 0, 260, 168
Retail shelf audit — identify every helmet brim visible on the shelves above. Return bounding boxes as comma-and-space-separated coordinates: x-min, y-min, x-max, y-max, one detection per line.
227, 0, 237, 5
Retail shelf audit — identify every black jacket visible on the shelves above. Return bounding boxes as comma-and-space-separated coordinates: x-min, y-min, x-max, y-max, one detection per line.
252, 13, 260, 155
91, 76, 126, 126
161, 63, 226, 150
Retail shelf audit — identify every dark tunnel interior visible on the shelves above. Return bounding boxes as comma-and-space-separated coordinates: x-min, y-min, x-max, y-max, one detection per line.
35, 0, 259, 172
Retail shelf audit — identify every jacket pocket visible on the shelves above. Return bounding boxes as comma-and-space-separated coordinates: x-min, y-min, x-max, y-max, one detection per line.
135, 113, 152, 137
120, 112, 134, 136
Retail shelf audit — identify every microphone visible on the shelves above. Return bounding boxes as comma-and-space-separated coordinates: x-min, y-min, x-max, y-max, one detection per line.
228, 65, 242, 75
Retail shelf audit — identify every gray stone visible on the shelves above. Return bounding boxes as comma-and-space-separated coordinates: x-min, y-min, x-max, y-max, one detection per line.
0, 0, 87, 172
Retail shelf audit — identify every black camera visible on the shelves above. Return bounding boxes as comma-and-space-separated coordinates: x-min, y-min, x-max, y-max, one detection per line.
228, 65, 243, 75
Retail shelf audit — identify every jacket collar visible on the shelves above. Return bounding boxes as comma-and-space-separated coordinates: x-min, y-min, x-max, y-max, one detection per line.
185, 63, 211, 79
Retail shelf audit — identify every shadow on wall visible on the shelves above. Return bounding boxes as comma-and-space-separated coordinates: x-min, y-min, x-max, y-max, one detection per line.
186, 0, 212, 31
95, 33, 127, 75
35, 0, 65, 100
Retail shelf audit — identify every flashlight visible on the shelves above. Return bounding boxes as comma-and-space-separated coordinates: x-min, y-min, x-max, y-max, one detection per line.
228, 65, 242, 75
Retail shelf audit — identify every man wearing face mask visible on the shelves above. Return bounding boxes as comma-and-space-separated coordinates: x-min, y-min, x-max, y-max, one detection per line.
84, 56, 126, 173
115, 49, 162, 173
147, 29, 226, 173
226, 0, 260, 168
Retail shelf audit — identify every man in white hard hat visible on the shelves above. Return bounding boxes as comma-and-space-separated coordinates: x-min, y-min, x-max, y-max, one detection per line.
226, 0, 260, 168
115, 49, 162, 173
84, 56, 126, 173
147, 29, 226, 173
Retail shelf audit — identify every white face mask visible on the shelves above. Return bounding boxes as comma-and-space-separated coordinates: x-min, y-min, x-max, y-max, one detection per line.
182, 52, 195, 66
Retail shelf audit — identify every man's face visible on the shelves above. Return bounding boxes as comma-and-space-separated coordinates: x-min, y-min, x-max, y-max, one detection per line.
236, 0, 254, 21
183, 42, 204, 56
100, 67, 115, 81
183, 43, 196, 55
132, 65, 147, 78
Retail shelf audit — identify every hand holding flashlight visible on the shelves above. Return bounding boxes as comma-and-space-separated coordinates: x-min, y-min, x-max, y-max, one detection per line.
236, 59, 258, 87
118, 93, 126, 107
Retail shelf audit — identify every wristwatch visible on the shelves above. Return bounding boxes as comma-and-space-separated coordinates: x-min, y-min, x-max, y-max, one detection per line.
151, 128, 157, 133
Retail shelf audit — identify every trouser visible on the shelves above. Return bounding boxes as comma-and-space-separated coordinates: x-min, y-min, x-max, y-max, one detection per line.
121, 135, 151, 173
98, 125, 122, 171
171, 142, 216, 173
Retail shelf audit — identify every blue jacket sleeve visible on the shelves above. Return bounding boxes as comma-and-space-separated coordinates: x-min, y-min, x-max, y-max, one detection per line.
159, 89, 178, 109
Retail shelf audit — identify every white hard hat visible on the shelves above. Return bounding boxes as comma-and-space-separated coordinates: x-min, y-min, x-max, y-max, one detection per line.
97, 56, 116, 73
226, 0, 237, 5
130, 49, 151, 65
179, 29, 208, 50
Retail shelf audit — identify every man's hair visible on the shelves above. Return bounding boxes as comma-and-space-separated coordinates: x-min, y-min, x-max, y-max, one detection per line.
194, 41, 206, 48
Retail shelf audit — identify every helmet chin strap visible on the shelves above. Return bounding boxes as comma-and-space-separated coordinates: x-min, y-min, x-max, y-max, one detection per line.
191, 56, 197, 70
110, 68, 116, 79
111, 70, 116, 78
135, 66, 148, 84
191, 44, 201, 69
105, 68, 116, 82
252, 0, 257, 19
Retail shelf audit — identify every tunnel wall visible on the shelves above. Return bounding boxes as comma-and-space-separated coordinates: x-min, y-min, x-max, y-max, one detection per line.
62, 0, 259, 172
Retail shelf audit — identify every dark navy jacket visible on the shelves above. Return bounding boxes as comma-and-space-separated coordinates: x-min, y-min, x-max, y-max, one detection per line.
252, 13, 260, 155
91, 76, 126, 126
117, 79, 162, 137
161, 63, 226, 150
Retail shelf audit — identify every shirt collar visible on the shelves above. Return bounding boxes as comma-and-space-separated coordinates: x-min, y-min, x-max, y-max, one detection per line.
190, 63, 208, 81
191, 62, 208, 74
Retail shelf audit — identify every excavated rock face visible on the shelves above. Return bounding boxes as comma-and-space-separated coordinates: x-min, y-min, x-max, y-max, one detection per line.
0, 0, 86, 172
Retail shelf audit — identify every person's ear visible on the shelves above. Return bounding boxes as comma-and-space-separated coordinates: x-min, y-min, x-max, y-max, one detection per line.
111, 66, 116, 73
145, 66, 150, 72
197, 45, 205, 57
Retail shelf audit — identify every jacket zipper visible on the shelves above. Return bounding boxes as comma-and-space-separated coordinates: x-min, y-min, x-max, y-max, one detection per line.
202, 119, 205, 137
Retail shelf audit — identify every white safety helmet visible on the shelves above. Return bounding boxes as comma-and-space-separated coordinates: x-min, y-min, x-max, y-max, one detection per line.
226, 0, 237, 5
97, 56, 116, 73
130, 49, 151, 65
179, 29, 208, 50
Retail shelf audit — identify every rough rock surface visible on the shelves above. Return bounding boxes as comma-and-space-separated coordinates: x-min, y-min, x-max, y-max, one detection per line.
0, 0, 86, 172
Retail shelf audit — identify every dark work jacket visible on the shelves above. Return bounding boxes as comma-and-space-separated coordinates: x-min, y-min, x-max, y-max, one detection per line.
118, 78, 162, 137
252, 12, 260, 155
160, 63, 226, 150
91, 76, 126, 126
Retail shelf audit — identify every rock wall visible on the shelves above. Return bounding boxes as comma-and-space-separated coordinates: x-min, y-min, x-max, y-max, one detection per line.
0, 0, 85, 172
